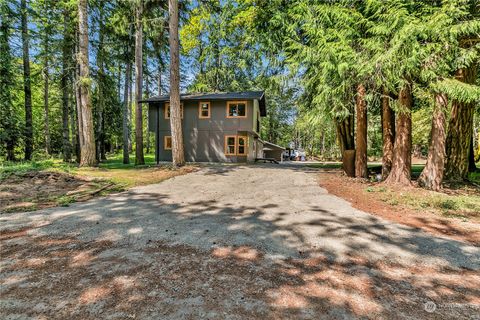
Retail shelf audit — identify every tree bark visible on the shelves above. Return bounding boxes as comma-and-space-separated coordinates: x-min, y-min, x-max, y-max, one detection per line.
135, 0, 145, 165
335, 114, 355, 155
381, 90, 395, 179
128, 58, 133, 153
123, 57, 131, 164
158, 54, 162, 95
445, 66, 477, 181
96, 9, 106, 161
21, 0, 33, 161
169, 0, 185, 167
384, 84, 412, 186
61, 8, 72, 162
43, 37, 51, 155
418, 93, 447, 191
355, 84, 368, 178
469, 134, 477, 172
145, 70, 150, 154
77, 0, 97, 166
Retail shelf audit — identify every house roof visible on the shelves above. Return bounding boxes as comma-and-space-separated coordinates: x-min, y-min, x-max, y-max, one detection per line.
260, 140, 286, 150
141, 91, 266, 116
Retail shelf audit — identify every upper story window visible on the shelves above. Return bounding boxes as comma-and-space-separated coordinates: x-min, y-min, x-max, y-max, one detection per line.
199, 101, 210, 119
226, 101, 247, 118
164, 102, 184, 119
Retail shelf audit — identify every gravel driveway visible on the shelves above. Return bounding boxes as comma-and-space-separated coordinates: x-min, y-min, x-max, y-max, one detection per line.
1, 164, 479, 319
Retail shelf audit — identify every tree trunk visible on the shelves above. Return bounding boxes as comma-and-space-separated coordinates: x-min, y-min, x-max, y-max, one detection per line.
335, 115, 355, 155
469, 134, 477, 172
145, 70, 151, 154
418, 93, 447, 191
169, 0, 185, 167
123, 58, 131, 164
445, 66, 477, 181
384, 84, 412, 186
381, 90, 395, 179
61, 8, 72, 162
21, 0, 33, 161
158, 54, 162, 95
128, 59, 133, 153
96, 10, 106, 161
43, 38, 51, 155
77, 0, 97, 166
355, 84, 368, 178
135, 0, 145, 165
72, 44, 80, 163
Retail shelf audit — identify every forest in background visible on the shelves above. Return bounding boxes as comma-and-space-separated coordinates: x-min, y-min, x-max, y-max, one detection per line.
1, 0, 479, 190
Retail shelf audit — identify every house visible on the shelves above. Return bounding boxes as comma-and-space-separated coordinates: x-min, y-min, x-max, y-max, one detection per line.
144, 91, 280, 163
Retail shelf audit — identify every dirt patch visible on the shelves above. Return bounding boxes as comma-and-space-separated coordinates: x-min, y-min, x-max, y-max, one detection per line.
0, 171, 116, 213
76, 165, 197, 188
317, 170, 480, 245
1, 233, 478, 319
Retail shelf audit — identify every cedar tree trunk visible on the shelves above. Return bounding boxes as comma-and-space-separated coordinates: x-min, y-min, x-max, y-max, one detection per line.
469, 134, 477, 172
135, 0, 145, 165
61, 8, 72, 162
96, 10, 106, 161
418, 93, 447, 191
77, 0, 97, 166
21, 0, 33, 160
335, 114, 355, 155
123, 58, 131, 164
445, 66, 477, 181
43, 38, 51, 155
169, 0, 185, 166
384, 84, 412, 186
381, 91, 395, 179
355, 84, 368, 178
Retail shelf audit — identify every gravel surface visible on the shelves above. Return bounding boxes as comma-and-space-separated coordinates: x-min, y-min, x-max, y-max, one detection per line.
1, 164, 479, 319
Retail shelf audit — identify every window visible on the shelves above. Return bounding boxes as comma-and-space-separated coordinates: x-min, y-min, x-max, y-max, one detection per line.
225, 136, 236, 155
164, 103, 184, 119
199, 101, 210, 118
224, 135, 248, 156
164, 136, 172, 150
226, 101, 247, 118
237, 136, 247, 155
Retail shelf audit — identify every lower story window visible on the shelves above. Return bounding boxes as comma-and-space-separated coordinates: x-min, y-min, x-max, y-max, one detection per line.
224, 135, 248, 156
237, 136, 247, 155
225, 136, 236, 155
164, 136, 172, 150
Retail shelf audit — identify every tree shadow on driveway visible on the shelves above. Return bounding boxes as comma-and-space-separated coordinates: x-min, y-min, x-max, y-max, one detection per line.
1, 165, 479, 319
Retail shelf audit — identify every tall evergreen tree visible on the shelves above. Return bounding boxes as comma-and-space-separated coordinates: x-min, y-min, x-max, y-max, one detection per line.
21, 0, 33, 160
169, 0, 185, 167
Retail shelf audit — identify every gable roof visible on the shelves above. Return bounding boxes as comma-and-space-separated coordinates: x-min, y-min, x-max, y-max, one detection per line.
141, 91, 266, 116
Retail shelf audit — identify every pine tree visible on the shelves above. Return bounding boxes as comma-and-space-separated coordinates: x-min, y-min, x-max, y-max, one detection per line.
169, 0, 185, 167
77, 0, 97, 166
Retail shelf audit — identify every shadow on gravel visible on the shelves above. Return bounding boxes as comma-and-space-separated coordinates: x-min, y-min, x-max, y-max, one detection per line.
1, 165, 479, 319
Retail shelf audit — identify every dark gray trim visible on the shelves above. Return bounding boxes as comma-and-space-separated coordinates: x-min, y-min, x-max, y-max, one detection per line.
141, 91, 266, 116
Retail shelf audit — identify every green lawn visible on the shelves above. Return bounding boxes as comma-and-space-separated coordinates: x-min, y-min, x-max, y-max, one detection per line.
0, 153, 195, 213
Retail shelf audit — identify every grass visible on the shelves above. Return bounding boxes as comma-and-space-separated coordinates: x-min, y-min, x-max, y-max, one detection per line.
0, 153, 195, 213
368, 185, 480, 221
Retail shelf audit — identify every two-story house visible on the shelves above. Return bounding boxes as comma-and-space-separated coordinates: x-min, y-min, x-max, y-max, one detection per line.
144, 91, 271, 163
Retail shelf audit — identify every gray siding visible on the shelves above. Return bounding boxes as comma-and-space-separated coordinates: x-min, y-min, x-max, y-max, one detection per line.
150, 99, 259, 163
